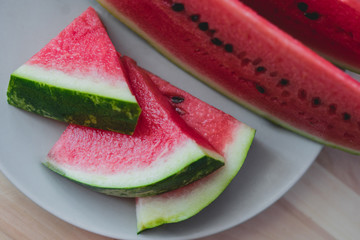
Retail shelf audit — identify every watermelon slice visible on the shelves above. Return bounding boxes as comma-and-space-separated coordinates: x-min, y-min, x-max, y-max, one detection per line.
44, 56, 225, 197
97, 0, 360, 154
7, 7, 141, 134
136, 70, 255, 232
239, 0, 360, 73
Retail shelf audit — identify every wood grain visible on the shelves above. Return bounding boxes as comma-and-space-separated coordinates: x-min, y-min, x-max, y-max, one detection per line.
1, 146, 359, 240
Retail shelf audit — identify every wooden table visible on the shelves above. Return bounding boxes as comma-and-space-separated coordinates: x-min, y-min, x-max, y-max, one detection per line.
1, 146, 359, 240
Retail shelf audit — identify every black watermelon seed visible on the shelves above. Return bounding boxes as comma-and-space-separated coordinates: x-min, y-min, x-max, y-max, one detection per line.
224, 44, 233, 52
255, 66, 267, 73
211, 38, 223, 46
256, 85, 265, 93
198, 22, 209, 31
304, 12, 320, 20
171, 96, 185, 104
342, 112, 351, 121
171, 3, 185, 12
312, 97, 321, 106
328, 104, 337, 114
190, 14, 200, 22
297, 2, 308, 12
278, 78, 290, 86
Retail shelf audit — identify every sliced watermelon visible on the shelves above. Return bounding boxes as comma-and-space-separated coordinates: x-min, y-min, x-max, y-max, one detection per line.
136, 71, 255, 232
7, 7, 141, 134
97, 0, 360, 154
240, 0, 360, 73
44, 56, 225, 197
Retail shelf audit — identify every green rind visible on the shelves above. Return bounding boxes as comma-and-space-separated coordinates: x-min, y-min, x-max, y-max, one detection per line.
43, 155, 224, 198
137, 126, 255, 233
98, 2, 360, 154
7, 74, 141, 134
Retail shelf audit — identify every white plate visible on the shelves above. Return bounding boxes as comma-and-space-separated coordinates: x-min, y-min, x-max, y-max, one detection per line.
0, 1, 323, 239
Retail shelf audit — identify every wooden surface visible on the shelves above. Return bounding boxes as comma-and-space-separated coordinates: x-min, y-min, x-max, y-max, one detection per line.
1, 146, 359, 240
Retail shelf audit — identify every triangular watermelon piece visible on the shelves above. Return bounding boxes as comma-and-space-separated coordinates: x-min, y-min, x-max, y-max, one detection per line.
43, 56, 225, 197
7, 7, 141, 134
136, 69, 255, 232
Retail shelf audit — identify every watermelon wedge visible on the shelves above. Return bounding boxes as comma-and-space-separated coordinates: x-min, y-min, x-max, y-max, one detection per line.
44, 56, 225, 197
7, 7, 141, 134
97, 0, 360, 154
136, 70, 255, 232
239, 0, 360, 73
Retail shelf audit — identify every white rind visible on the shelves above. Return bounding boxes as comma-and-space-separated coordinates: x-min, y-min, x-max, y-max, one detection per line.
136, 124, 255, 231
13, 64, 137, 103
45, 138, 224, 188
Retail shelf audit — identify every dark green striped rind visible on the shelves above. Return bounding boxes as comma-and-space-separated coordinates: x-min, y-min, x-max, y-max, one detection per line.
43, 155, 224, 197
7, 74, 141, 134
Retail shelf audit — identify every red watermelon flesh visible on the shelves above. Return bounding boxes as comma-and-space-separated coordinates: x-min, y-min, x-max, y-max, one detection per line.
44, 56, 225, 197
136, 70, 255, 232
239, 0, 360, 73
148, 72, 243, 156
27, 7, 123, 82
97, 0, 360, 154
7, 7, 141, 134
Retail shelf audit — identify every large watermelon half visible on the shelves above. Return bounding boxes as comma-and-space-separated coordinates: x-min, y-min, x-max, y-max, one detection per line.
7, 7, 141, 134
136, 69, 255, 232
97, 0, 360, 154
44, 56, 225, 197
239, 0, 360, 73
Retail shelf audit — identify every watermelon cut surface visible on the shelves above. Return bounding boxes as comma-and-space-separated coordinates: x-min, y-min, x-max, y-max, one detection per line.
7, 7, 141, 134
240, 0, 360, 73
44, 56, 225, 197
97, 0, 360, 154
136, 71, 255, 232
